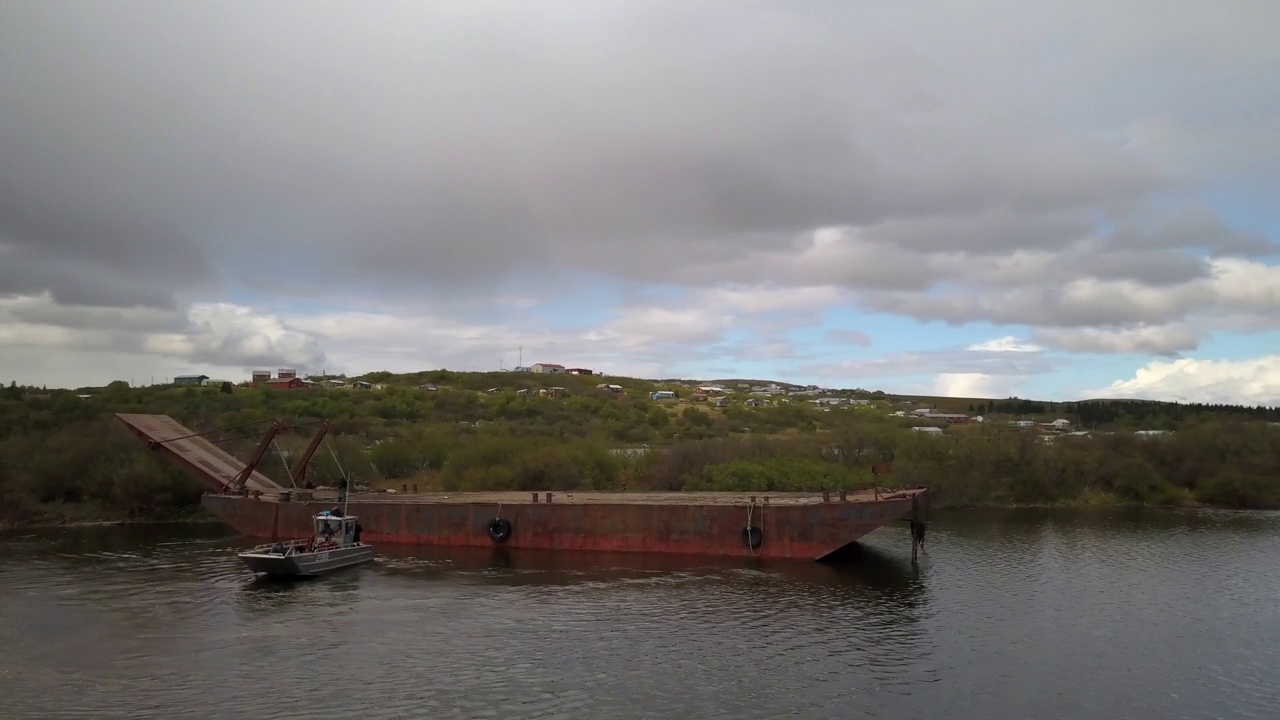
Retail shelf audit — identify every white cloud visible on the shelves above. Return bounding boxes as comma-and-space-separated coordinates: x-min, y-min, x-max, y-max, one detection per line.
0, 281, 858, 386
0, 295, 324, 382
967, 336, 1042, 353
292, 284, 844, 376
932, 373, 1011, 399
146, 303, 324, 368
1092, 356, 1280, 406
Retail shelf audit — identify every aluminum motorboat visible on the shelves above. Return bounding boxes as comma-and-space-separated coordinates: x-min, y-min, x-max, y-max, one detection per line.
238, 508, 374, 578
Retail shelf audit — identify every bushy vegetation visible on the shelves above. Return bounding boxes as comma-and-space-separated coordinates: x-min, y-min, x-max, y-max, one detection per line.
2, 373, 1279, 526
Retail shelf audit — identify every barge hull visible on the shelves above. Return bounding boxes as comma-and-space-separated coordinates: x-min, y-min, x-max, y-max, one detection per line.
203, 490, 925, 561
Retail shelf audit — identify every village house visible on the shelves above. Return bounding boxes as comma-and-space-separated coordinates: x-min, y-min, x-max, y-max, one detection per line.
530, 363, 565, 374
173, 374, 209, 386
596, 383, 624, 394
264, 377, 307, 390
908, 408, 971, 424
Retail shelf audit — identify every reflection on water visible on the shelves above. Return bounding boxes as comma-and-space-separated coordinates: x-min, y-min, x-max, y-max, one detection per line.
2, 508, 1278, 719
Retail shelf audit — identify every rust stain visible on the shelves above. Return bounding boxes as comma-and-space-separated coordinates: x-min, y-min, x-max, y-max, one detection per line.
203, 487, 928, 562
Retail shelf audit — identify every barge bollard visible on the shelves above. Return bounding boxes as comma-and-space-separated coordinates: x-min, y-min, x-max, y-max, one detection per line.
546, 492, 554, 503
909, 495, 927, 564
822, 491, 830, 503
402, 484, 408, 492
532, 492, 539, 503
413, 484, 418, 493
839, 490, 847, 502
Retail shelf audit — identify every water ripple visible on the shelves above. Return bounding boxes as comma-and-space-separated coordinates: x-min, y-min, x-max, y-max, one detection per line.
3, 510, 1280, 719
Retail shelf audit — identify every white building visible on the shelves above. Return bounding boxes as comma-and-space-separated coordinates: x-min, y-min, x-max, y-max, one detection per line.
531, 363, 565, 374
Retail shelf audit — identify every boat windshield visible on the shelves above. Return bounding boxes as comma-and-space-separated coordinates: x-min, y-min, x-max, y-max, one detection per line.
313, 516, 356, 545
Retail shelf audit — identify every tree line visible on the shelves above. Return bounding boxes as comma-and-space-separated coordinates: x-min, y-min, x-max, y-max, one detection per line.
2, 375, 1278, 526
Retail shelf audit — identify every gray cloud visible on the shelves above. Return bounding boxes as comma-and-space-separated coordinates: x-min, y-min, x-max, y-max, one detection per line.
1032, 325, 1200, 356
0, 296, 324, 372
0, 0, 1276, 357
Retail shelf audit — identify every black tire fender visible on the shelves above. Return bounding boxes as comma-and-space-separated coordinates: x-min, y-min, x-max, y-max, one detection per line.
487, 517, 513, 543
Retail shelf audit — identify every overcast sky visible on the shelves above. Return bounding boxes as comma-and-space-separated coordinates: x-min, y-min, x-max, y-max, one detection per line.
2, 0, 1278, 404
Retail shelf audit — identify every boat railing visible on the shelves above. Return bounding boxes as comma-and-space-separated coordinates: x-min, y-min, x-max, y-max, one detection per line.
245, 538, 309, 555
311, 539, 364, 552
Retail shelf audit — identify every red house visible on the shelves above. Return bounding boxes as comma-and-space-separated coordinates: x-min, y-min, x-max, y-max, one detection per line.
263, 377, 306, 389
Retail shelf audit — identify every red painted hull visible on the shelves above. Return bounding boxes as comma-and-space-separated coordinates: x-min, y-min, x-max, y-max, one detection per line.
202, 490, 926, 561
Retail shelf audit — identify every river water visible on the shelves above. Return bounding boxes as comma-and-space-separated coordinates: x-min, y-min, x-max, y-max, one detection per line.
2, 508, 1277, 719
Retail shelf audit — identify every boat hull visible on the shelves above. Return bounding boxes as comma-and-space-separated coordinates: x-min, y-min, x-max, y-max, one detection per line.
205, 490, 926, 561
238, 543, 375, 578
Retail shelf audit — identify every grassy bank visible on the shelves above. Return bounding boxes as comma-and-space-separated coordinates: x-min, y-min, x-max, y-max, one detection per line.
2, 372, 1278, 528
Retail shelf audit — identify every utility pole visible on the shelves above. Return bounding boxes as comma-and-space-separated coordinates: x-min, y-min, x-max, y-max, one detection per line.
518, 345, 523, 367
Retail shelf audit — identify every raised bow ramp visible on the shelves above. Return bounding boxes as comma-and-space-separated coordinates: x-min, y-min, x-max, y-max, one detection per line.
115, 413, 283, 494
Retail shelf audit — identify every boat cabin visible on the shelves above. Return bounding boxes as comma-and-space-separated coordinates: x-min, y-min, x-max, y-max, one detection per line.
314, 509, 362, 548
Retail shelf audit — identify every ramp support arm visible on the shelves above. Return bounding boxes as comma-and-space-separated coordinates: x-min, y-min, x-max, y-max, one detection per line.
229, 418, 287, 492
289, 420, 332, 487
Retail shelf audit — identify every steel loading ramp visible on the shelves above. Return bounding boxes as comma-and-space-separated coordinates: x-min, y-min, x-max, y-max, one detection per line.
116, 413, 283, 493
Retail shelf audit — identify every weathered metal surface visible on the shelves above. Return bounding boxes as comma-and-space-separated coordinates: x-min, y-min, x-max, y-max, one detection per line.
342, 489, 914, 506
115, 414, 282, 493
202, 487, 928, 561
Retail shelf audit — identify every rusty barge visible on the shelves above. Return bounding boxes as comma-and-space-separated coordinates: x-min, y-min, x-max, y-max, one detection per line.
117, 413, 929, 562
